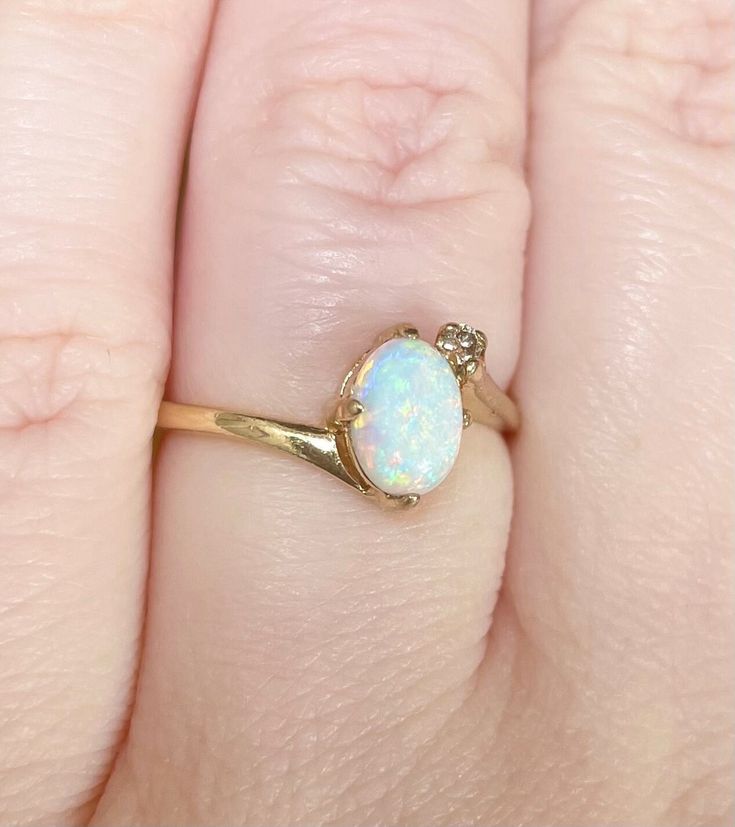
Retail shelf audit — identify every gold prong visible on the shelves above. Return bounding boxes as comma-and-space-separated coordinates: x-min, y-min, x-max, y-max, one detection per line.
373, 322, 419, 347
463, 409, 472, 429
396, 324, 420, 340
334, 397, 364, 423
399, 493, 420, 508
381, 492, 420, 509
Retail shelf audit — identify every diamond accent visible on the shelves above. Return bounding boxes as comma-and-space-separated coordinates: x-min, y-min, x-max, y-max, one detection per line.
434, 322, 488, 383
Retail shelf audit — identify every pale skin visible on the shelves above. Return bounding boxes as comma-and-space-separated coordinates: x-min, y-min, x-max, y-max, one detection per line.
0, 0, 732, 825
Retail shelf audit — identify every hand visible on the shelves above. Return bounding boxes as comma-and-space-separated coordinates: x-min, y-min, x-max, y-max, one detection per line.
1, 1, 732, 825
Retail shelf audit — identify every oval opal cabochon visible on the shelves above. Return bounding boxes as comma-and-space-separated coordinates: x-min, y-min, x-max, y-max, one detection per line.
348, 338, 464, 496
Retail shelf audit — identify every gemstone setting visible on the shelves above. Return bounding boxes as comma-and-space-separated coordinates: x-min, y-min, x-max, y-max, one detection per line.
348, 337, 463, 496
435, 322, 488, 382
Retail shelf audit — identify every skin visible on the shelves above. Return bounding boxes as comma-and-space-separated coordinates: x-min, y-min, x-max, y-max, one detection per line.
0, 0, 732, 825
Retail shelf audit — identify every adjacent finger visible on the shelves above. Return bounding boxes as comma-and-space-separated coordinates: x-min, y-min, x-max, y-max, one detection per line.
500, 0, 734, 821
0, 2, 213, 823
97, 1, 530, 823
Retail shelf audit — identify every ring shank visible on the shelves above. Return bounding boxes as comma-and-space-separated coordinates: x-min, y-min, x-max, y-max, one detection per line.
156, 401, 369, 493
463, 367, 519, 432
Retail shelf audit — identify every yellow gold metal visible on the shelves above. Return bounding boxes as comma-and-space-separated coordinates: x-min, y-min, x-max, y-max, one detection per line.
373, 322, 419, 346
333, 397, 364, 424
156, 322, 518, 506
156, 402, 423, 508
157, 401, 371, 495
462, 363, 520, 432
393, 493, 421, 509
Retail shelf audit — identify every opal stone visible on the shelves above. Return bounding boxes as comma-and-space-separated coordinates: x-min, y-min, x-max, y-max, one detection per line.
349, 337, 463, 496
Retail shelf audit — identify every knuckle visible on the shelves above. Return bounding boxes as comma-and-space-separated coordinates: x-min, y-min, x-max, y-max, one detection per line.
220, 8, 527, 211
540, 0, 735, 148
0, 332, 162, 433
264, 78, 523, 208
0, 222, 170, 389
0, 251, 169, 436
0, 203, 170, 437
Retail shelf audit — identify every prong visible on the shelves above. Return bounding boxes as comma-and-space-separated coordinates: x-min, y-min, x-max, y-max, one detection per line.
464, 358, 479, 378
333, 397, 364, 424
399, 493, 421, 508
463, 409, 472, 429
373, 322, 419, 347
396, 324, 420, 340
380, 492, 420, 509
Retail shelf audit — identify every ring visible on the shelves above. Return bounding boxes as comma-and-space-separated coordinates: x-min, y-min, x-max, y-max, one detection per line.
157, 322, 518, 509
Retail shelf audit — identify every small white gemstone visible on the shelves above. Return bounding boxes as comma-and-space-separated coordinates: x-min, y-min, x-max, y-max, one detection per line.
349, 337, 463, 496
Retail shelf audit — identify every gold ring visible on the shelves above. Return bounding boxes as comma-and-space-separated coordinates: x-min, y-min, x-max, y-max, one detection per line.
157, 322, 518, 509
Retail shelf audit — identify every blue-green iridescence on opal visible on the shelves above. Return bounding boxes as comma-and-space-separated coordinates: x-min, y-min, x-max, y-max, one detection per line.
349, 338, 464, 496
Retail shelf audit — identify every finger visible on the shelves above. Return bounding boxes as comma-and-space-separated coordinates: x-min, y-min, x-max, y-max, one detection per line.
499, 0, 734, 821
97, 1, 529, 823
0, 2, 213, 823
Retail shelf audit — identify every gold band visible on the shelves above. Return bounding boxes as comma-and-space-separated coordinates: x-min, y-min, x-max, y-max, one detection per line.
458, 361, 519, 432
157, 400, 368, 493
156, 323, 518, 508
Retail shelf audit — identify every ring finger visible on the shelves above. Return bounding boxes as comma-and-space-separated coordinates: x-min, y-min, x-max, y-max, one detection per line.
98, 2, 529, 823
